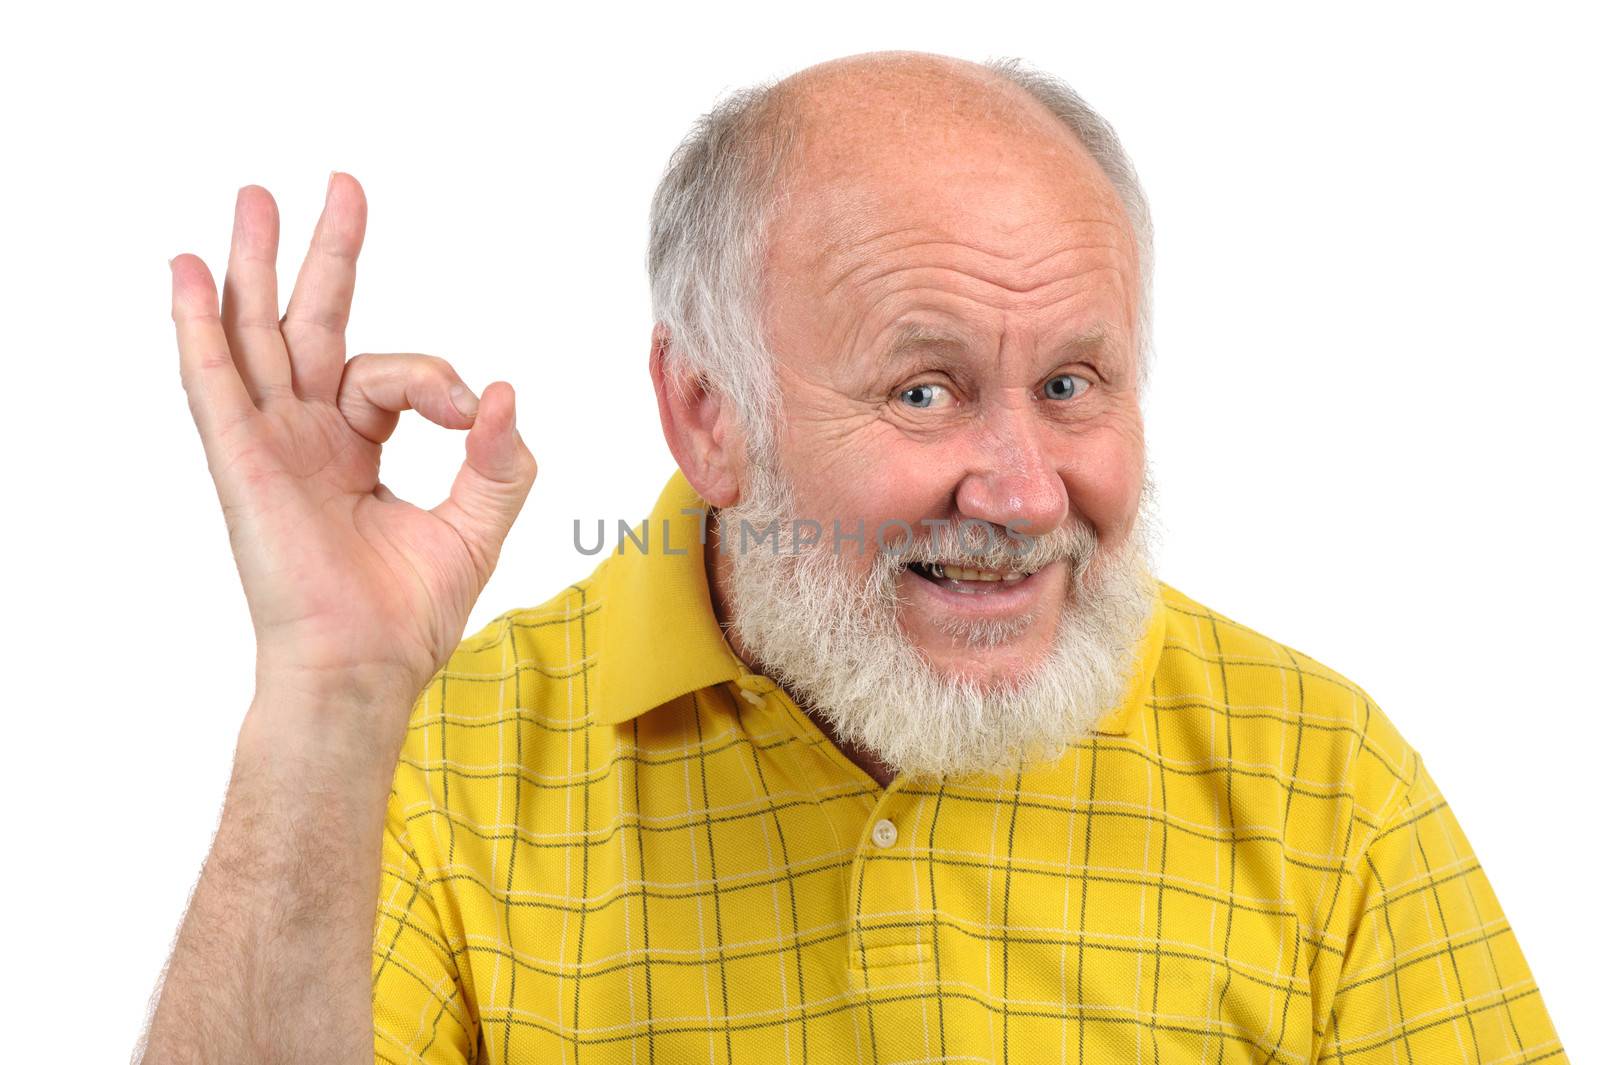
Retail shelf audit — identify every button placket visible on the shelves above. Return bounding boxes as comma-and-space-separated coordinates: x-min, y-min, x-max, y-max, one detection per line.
848, 793, 930, 977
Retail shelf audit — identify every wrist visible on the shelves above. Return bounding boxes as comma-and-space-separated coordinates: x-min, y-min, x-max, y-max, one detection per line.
237, 682, 413, 794
253, 653, 428, 709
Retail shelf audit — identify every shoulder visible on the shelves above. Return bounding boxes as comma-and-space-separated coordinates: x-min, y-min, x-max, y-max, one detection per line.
388, 560, 614, 799
433, 562, 609, 724
1153, 581, 1422, 828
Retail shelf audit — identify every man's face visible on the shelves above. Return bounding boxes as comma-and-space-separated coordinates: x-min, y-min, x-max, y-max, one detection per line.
752, 97, 1147, 690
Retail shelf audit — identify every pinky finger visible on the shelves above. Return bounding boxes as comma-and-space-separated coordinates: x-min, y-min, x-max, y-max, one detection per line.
171, 254, 257, 446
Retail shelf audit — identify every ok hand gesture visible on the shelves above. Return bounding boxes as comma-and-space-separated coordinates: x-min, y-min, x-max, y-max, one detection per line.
170, 174, 536, 756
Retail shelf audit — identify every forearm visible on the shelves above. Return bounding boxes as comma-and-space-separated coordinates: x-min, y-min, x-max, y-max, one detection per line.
138, 690, 403, 1065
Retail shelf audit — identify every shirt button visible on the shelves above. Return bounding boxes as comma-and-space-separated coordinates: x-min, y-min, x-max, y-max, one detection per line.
733, 673, 777, 709
871, 818, 898, 848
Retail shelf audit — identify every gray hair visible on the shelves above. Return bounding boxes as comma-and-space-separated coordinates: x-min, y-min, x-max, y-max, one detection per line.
646, 56, 1155, 459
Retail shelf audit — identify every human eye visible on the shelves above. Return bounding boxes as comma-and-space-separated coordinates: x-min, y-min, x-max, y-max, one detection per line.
1041, 373, 1091, 401
897, 382, 952, 410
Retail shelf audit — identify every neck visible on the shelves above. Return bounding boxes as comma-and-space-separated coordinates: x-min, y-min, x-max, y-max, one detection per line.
705, 508, 897, 789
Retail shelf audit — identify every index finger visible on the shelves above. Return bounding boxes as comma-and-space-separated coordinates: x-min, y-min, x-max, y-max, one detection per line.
172, 254, 257, 448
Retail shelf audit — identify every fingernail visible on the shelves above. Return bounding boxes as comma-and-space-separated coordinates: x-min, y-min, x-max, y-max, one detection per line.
326, 170, 338, 199
450, 384, 480, 417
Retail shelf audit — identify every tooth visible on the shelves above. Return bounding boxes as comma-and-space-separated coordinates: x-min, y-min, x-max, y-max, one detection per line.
951, 566, 1001, 581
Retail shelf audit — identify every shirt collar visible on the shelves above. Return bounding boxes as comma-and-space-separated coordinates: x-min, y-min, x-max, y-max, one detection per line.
590, 469, 746, 726
590, 469, 1166, 737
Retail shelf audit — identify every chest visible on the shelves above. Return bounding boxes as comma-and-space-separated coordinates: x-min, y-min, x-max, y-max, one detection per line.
450, 730, 1336, 1064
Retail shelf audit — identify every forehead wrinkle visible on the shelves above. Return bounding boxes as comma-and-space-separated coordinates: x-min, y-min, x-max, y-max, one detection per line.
824, 246, 1131, 307
819, 212, 1126, 267
876, 317, 1112, 369
808, 212, 1134, 297
1013, 223, 1134, 273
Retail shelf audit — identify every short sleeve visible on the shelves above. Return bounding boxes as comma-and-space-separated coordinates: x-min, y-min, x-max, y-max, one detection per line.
371, 775, 477, 1064
1316, 755, 1566, 1063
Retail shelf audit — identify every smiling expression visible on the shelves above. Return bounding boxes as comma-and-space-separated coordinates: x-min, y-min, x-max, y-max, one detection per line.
734, 58, 1147, 687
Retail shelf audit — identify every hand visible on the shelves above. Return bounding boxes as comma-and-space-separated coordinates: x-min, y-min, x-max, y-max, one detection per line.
170, 173, 537, 738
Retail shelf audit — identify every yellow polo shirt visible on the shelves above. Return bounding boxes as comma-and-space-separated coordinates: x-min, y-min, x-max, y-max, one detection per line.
371, 472, 1565, 1064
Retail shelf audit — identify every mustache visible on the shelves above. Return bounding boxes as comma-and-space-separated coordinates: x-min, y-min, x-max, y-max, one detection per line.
887, 518, 1100, 576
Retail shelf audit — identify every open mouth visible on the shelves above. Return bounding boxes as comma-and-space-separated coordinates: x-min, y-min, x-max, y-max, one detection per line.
906, 561, 1039, 588
900, 558, 1062, 626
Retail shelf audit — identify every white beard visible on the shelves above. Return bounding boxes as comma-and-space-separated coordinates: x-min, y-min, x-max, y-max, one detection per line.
719, 455, 1160, 782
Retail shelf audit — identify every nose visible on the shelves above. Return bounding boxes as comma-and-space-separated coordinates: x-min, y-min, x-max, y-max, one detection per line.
953, 405, 1070, 539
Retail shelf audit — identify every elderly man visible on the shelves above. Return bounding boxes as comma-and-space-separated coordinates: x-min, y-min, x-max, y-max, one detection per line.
143, 51, 1564, 1064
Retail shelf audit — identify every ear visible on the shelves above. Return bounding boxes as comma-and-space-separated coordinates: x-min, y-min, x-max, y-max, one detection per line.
651, 323, 746, 508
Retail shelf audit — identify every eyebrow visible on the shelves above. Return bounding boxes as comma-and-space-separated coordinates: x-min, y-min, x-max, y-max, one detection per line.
878, 320, 1112, 366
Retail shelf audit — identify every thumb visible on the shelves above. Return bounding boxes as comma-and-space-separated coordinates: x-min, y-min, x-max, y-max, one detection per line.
430, 380, 537, 574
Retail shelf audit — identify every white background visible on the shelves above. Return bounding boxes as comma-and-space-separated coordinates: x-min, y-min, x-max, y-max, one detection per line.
2, 1, 1594, 1060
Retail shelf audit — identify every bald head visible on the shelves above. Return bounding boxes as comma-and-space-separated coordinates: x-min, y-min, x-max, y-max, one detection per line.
648, 51, 1153, 456
771, 51, 1101, 173
761, 53, 1136, 321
